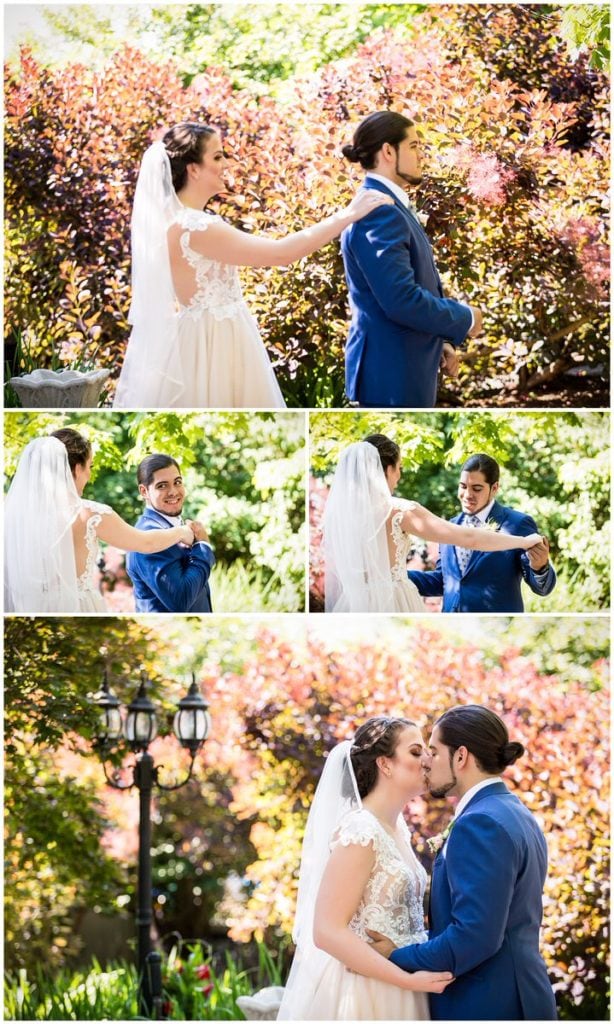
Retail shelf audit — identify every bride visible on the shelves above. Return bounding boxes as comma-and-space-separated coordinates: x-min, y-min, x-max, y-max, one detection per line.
323, 435, 543, 612
113, 122, 392, 409
277, 716, 453, 1020
4, 429, 196, 613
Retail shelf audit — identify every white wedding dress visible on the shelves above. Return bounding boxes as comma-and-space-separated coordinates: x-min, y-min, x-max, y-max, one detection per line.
76, 501, 112, 612
388, 507, 425, 612
324, 442, 425, 612
283, 807, 430, 1021
158, 207, 285, 408
113, 141, 285, 409
4, 437, 111, 614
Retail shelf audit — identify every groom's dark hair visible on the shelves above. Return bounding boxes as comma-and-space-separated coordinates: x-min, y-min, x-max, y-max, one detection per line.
342, 111, 414, 170
435, 705, 524, 774
137, 454, 181, 487
461, 454, 500, 485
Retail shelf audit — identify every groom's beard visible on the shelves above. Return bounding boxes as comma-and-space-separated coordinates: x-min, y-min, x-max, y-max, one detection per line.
428, 761, 459, 799
395, 154, 422, 187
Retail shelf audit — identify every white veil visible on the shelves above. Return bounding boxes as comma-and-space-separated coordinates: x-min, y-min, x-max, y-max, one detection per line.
323, 441, 395, 612
113, 140, 185, 408
4, 437, 82, 612
277, 740, 361, 1019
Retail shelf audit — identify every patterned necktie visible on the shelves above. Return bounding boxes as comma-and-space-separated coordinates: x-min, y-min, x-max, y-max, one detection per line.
456, 515, 482, 575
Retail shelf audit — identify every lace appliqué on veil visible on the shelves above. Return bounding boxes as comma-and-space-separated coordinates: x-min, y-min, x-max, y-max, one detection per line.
331, 808, 428, 948
77, 501, 113, 594
390, 506, 417, 582
175, 208, 245, 322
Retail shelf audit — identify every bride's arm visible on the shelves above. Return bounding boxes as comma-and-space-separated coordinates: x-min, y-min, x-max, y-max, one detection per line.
92, 511, 195, 553
399, 505, 541, 553
186, 191, 393, 268
312, 842, 453, 994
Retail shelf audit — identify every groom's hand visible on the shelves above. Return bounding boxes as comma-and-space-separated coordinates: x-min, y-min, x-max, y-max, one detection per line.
526, 535, 550, 571
185, 519, 210, 544
366, 929, 397, 959
440, 342, 460, 378
468, 306, 484, 337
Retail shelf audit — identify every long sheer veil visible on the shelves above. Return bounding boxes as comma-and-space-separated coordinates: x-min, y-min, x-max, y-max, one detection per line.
277, 741, 361, 1020
113, 140, 185, 408
4, 437, 82, 612
323, 441, 395, 612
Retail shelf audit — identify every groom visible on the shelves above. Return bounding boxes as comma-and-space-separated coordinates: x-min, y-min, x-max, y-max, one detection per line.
126, 454, 215, 613
408, 453, 556, 612
341, 110, 483, 407
368, 705, 557, 1020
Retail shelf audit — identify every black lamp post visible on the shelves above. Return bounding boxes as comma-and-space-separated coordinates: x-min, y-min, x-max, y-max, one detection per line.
92, 670, 210, 1019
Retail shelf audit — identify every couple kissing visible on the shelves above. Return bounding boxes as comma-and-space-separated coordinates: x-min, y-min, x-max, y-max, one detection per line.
278, 705, 556, 1021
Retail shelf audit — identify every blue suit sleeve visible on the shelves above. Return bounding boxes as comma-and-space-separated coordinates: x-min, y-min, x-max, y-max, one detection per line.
408, 561, 444, 597
131, 542, 215, 612
389, 814, 519, 975
349, 206, 472, 346
515, 513, 557, 597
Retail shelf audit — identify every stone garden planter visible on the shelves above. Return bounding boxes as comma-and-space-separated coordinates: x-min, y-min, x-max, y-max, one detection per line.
8, 368, 111, 408
236, 985, 285, 1020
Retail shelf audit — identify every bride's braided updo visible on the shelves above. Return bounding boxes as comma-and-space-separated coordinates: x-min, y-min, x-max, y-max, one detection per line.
363, 433, 400, 474
50, 428, 91, 473
162, 122, 217, 192
350, 716, 416, 799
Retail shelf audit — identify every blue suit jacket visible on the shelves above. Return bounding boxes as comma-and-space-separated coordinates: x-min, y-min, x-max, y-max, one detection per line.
408, 501, 556, 612
340, 176, 472, 408
391, 783, 557, 1020
126, 507, 215, 613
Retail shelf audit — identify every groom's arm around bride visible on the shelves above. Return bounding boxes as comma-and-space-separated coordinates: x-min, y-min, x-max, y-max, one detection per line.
368, 707, 557, 1021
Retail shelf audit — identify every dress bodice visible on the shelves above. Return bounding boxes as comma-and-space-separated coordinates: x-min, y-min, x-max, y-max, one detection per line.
390, 505, 418, 582
174, 207, 245, 321
76, 500, 112, 601
331, 808, 428, 947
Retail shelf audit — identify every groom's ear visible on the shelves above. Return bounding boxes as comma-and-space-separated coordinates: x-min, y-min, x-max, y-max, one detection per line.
138, 483, 148, 500
454, 745, 470, 769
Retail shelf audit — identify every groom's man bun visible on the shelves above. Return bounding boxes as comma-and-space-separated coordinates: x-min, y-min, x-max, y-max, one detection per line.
435, 705, 525, 774
342, 111, 414, 170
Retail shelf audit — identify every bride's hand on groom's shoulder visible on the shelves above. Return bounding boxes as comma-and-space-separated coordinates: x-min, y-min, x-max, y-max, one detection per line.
343, 190, 394, 225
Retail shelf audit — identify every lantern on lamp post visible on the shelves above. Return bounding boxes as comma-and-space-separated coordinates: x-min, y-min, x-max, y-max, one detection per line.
91, 669, 210, 1019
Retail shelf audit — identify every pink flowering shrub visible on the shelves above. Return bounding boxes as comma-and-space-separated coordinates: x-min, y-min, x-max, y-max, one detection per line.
4, 5, 608, 403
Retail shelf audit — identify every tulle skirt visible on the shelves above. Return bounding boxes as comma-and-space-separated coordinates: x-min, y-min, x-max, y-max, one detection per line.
392, 577, 426, 612
78, 588, 107, 613
115, 303, 285, 409
304, 957, 430, 1020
